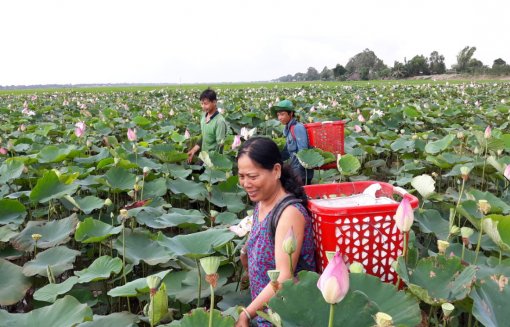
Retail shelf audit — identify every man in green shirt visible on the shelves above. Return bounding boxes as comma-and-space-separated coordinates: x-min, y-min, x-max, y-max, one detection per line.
187, 88, 227, 163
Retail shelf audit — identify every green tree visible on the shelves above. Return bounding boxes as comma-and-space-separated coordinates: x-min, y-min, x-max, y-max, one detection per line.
305, 67, 320, 81
429, 51, 446, 74
391, 61, 407, 79
345, 49, 387, 80
405, 55, 430, 76
454, 46, 477, 72
332, 64, 347, 80
319, 66, 333, 81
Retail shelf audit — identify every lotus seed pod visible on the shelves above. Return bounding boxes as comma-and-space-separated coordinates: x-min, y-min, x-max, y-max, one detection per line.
441, 302, 454, 317
349, 261, 364, 273
32, 233, 42, 241
143, 166, 150, 174
460, 166, 470, 180
461, 227, 474, 239
210, 210, 219, 218
437, 240, 450, 254
477, 199, 491, 215
200, 256, 221, 275
375, 312, 394, 327
119, 209, 129, 220
104, 198, 113, 206
267, 269, 281, 282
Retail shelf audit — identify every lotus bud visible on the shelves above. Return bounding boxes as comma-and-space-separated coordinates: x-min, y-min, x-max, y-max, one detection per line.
441, 302, 454, 318
375, 312, 394, 327
325, 251, 336, 262
127, 190, 135, 198
349, 261, 364, 273
460, 227, 474, 242
32, 233, 42, 241
282, 227, 297, 255
114, 157, 120, 165
484, 125, 491, 139
86, 140, 92, 148
477, 199, 491, 215
146, 275, 162, 296
449, 225, 460, 236
143, 166, 150, 175
146, 109, 152, 116
504, 165, 510, 181
431, 171, 438, 178
104, 198, 113, 207
394, 197, 414, 233
474, 147, 479, 154
127, 128, 137, 141
457, 131, 464, 139
210, 210, 219, 218
119, 209, 129, 221
437, 240, 450, 254
460, 166, 470, 180
265, 114, 269, 120
317, 252, 349, 304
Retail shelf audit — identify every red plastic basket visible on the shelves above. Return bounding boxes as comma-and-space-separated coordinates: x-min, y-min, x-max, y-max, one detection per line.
304, 181, 419, 283
304, 121, 345, 169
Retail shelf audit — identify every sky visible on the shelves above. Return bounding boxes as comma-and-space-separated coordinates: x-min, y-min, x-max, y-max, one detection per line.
1, 0, 509, 86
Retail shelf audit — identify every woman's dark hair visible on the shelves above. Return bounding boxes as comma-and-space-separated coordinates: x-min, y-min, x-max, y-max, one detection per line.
199, 88, 217, 102
236, 136, 308, 205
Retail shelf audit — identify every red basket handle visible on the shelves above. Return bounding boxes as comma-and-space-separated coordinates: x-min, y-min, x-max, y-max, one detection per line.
393, 186, 419, 209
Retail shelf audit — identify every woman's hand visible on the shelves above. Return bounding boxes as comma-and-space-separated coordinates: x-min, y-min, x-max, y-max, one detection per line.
235, 311, 250, 327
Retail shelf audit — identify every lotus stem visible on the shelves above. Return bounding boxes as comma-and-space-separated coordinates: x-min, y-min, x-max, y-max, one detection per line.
403, 232, 408, 264
455, 178, 466, 227
122, 222, 131, 312
474, 219, 484, 264
208, 284, 215, 327
196, 258, 202, 307
481, 141, 488, 190
288, 253, 294, 277
328, 303, 335, 327
236, 264, 244, 292
461, 244, 466, 262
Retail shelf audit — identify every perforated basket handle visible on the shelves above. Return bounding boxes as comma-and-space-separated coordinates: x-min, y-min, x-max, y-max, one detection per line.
393, 186, 419, 208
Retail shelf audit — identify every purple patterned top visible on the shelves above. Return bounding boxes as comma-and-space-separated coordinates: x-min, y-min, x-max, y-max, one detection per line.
246, 201, 316, 326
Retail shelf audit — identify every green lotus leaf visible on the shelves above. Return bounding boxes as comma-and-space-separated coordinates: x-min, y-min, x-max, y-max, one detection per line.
30, 170, 79, 203
157, 228, 235, 259
209, 152, 233, 171
0, 199, 27, 226
0, 258, 32, 305
424, 134, 455, 154
76, 312, 139, 327
34, 122, 57, 137
167, 308, 234, 327
113, 229, 174, 265
63, 195, 105, 214
483, 214, 510, 251
164, 268, 228, 304
470, 190, 510, 214
0, 224, 18, 242
337, 153, 361, 175
75, 217, 123, 243
75, 255, 123, 283
296, 148, 325, 169
396, 255, 477, 305
390, 137, 415, 152
132, 115, 151, 127
74, 148, 110, 165
141, 178, 167, 199
199, 168, 227, 184
37, 144, 78, 163
215, 212, 239, 225
152, 144, 189, 163
162, 164, 192, 179
22, 246, 81, 277
268, 270, 378, 327
349, 273, 421, 326
33, 276, 79, 303
133, 207, 168, 229
0, 159, 24, 184
414, 208, 450, 240
11, 214, 79, 251
156, 208, 205, 228
470, 264, 510, 327
209, 186, 246, 213
0, 295, 93, 327
107, 270, 171, 298
104, 167, 136, 191
167, 178, 208, 201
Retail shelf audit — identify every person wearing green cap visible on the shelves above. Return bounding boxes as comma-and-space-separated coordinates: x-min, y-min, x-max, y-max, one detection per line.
272, 99, 313, 184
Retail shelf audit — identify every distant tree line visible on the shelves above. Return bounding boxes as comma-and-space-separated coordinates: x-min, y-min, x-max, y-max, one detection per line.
274, 46, 510, 82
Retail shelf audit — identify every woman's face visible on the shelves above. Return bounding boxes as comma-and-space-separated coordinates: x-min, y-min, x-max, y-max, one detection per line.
237, 154, 280, 203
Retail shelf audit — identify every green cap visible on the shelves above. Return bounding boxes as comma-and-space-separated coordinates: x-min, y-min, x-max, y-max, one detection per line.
271, 99, 295, 114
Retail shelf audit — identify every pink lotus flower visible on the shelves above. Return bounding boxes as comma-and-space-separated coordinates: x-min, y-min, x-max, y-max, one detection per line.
484, 125, 491, 139
74, 122, 86, 137
184, 129, 191, 140
354, 125, 362, 133
394, 197, 414, 233
127, 128, 137, 141
0, 147, 7, 155
157, 113, 164, 119
317, 252, 349, 304
231, 135, 242, 149
504, 165, 510, 181
358, 114, 365, 122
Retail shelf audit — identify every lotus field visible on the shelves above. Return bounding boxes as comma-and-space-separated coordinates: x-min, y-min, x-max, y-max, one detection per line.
1, 82, 510, 327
